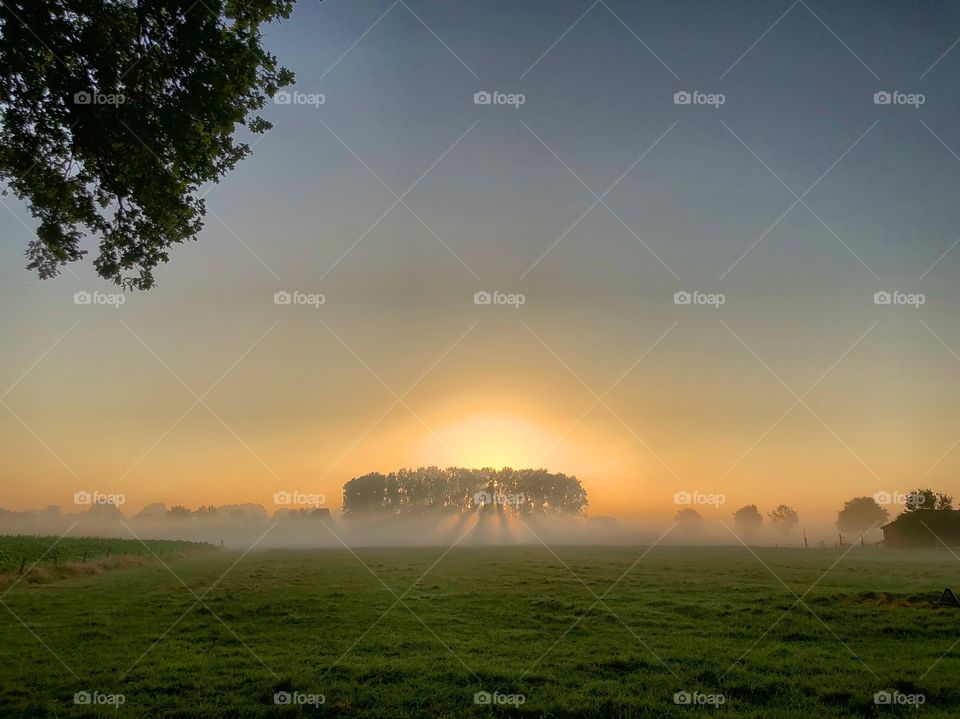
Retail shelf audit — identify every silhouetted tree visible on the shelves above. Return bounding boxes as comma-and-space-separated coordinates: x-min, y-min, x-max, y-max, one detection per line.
0, 0, 296, 288
134, 502, 167, 519
675, 507, 703, 533
900, 488, 953, 516
341, 467, 588, 517
888, 488, 960, 547
836, 497, 888, 536
732, 504, 763, 536
342, 472, 390, 516
768, 504, 799, 536
86, 501, 123, 519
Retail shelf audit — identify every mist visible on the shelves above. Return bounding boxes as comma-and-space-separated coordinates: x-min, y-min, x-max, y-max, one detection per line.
0, 503, 880, 551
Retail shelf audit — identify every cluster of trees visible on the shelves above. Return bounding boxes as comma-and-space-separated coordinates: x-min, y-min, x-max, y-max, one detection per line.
727, 504, 801, 536
134, 503, 268, 520
341, 467, 588, 517
675, 503, 802, 536
719, 489, 958, 545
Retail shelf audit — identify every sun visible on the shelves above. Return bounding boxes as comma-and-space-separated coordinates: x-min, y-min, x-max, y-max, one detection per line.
413, 413, 556, 469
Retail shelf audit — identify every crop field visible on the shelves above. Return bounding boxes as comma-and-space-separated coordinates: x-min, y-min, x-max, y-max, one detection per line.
0, 535, 211, 575
0, 545, 958, 718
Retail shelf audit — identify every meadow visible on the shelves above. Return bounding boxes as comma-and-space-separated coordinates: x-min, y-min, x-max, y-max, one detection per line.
0, 536, 210, 574
0, 543, 958, 718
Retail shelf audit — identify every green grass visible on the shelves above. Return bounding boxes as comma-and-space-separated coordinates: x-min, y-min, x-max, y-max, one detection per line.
1, 544, 958, 718
0, 535, 211, 573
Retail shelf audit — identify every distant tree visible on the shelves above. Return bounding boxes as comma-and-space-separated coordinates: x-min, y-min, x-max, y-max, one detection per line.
0, 0, 296, 288
134, 502, 167, 519
675, 507, 703, 533
768, 504, 799, 536
195, 505, 218, 516
836, 497, 888, 536
166, 505, 192, 519
87, 501, 123, 519
899, 488, 953, 516
732, 504, 763, 536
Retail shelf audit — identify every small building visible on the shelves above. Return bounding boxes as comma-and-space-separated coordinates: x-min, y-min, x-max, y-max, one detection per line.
882, 510, 960, 548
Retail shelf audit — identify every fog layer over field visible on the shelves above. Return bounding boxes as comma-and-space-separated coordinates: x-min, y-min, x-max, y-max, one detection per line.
0, 503, 868, 550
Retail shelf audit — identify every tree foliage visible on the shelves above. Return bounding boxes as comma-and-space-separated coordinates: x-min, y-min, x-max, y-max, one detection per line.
732, 504, 763, 535
0, 0, 295, 289
899, 488, 953, 516
675, 507, 703, 533
767, 504, 799, 535
341, 467, 589, 517
835, 496, 888, 535
886, 488, 959, 547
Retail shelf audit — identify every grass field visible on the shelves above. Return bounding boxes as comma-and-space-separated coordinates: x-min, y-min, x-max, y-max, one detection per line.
0, 536, 211, 574
1, 544, 958, 718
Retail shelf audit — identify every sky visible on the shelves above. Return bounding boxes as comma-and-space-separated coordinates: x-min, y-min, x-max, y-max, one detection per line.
3, 0, 960, 525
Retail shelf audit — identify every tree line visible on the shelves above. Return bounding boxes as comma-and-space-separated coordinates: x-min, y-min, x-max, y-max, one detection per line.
715, 488, 956, 543
341, 467, 588, 517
